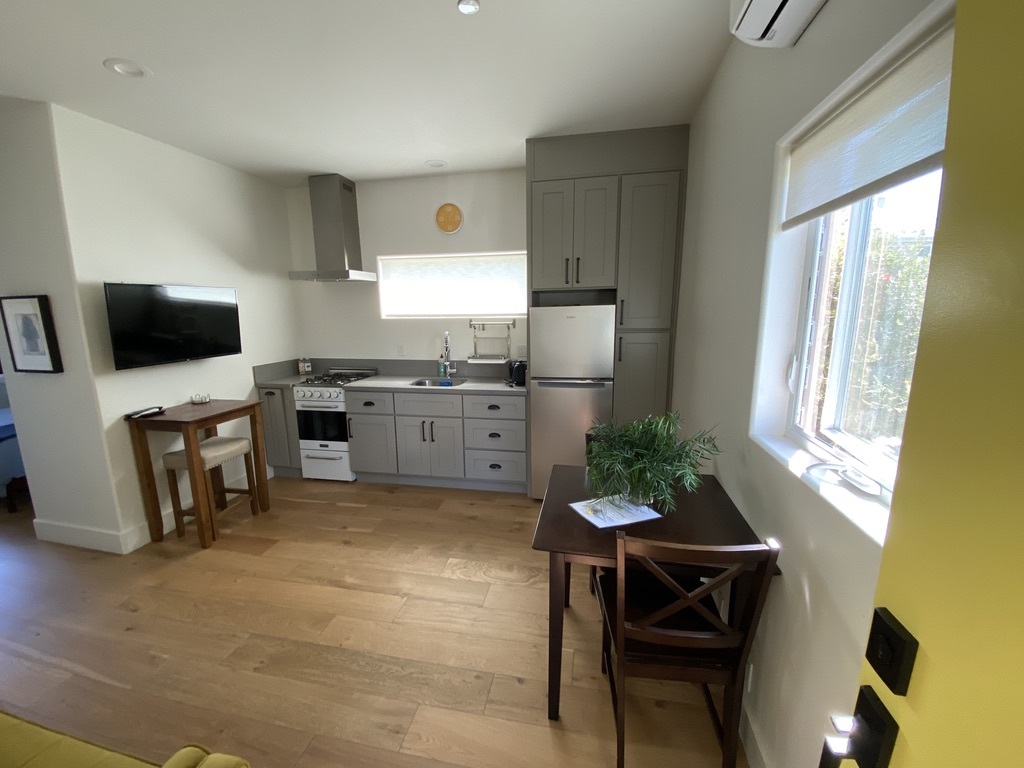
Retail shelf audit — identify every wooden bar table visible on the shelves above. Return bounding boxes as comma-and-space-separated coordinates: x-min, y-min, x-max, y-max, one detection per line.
531, 464, 765, 721
128, 399, 270, 548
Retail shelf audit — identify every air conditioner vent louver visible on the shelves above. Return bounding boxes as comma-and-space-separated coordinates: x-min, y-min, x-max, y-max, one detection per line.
730, 0, 828, 48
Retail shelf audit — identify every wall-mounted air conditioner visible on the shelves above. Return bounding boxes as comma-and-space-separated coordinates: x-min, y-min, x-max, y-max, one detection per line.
730, 0, 829, 47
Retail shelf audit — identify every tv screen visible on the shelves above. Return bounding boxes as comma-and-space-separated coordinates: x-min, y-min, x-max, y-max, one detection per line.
103, 282, 242, 371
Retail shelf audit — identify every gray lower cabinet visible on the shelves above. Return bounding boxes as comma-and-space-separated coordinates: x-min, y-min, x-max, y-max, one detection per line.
462, 395, 527, 483
348, 414, 397, 474
258, 386, 299, 468
617, 171, 680, 330
395, 416, 464, 478
613, 331, 672, 423
532, 176, 618, 290
346, 391, 397, 474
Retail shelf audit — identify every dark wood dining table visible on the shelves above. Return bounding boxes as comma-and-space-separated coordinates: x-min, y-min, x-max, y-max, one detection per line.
128, 399, 270, 548
531, 464, 765, 720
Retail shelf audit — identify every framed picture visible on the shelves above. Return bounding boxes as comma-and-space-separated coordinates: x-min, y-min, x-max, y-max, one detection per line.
0, 295, 64, 373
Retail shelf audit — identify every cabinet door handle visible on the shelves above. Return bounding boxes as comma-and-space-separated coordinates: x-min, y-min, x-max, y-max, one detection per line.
363, 401, 375, 407
575, 257, 580, 284
488, 432, 501, 439
421, 420, 426, 442
348, 417, 353, 437
618, 336, 623, 362
564, 258, 570, 285
430, 421, 436, 443
489, 463, 503, 470
487, 404, 500, 411
265, 391, 277, 397
619, 299, 625, 325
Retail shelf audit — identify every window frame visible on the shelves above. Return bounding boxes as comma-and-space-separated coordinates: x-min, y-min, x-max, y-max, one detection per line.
787, 179, 939, 494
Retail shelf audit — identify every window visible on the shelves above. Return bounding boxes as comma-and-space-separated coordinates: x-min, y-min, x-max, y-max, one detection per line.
766, 19, 954, 495
377, 251, 527, 319
791, 170, 941, 488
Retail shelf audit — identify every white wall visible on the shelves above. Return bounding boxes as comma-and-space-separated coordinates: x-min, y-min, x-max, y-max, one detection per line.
287, 169, 527, 362
0, 98, 125, 551
673, 1, 934, 766
0, 100, 300, 552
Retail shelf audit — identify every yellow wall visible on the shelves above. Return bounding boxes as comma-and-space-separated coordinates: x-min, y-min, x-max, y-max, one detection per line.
859, 3, 1024, 765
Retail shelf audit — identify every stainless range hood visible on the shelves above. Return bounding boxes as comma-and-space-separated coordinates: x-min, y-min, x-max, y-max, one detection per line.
289, 173, 377, 282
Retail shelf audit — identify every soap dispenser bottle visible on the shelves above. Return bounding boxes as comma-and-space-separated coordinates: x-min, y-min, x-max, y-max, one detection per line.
438, 355, 445, 377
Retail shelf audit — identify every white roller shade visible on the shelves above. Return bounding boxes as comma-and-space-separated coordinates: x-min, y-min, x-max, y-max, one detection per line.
783, 26, 953, 229
378, 251, 527, 318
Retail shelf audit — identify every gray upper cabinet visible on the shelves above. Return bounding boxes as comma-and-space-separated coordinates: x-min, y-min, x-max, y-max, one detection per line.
617, 172, 680, 331
613, 331, 672, 423
572, 177, 619, 288
531, 180, 574, 289
532, 177, 618, 290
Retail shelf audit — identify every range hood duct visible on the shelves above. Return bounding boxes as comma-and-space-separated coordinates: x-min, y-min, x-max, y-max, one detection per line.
289, 173, 377, 282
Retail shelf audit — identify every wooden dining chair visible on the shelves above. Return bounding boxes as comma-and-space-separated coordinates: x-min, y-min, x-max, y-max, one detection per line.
595, 530, 780, 768
162, 436, 259, 546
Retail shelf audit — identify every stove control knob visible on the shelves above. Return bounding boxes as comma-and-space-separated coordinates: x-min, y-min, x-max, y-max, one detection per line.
314, 390, 323, 398
295, 389, 305, 398
331, 390, 341, 399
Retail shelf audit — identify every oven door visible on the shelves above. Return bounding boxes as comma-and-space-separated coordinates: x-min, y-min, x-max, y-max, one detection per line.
295, 400, 349, 448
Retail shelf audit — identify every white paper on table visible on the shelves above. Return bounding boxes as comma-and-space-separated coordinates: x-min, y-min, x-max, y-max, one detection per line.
569, 495, 662, 528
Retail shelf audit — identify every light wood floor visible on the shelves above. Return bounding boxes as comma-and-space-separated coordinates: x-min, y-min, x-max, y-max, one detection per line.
0, 477, 747, 768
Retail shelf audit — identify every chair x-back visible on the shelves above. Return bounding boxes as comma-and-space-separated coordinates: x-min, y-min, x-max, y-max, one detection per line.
595, 530, 780, 768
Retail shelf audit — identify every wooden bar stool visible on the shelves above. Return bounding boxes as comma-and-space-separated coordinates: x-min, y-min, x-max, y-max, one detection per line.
163, 436, 259, 545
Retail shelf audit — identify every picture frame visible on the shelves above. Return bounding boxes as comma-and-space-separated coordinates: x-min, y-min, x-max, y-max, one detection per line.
0, 295, 64, 373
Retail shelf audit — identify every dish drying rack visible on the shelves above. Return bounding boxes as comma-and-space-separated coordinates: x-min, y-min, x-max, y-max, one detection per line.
465, 319, 516, 364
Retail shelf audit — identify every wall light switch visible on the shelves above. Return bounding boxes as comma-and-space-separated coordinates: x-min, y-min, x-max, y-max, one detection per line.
516, 344, 528, 358
397, 344, 407, 357
866, 607, 918, 696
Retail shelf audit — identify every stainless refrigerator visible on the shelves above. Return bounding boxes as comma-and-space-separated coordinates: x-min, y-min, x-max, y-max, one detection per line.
528, 305, 615, 498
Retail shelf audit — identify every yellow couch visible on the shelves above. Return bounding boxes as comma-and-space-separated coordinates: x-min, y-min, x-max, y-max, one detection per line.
0, 710, 250, 768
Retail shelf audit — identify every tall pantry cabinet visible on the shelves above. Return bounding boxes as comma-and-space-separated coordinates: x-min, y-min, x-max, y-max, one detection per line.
526, 126, 688, 423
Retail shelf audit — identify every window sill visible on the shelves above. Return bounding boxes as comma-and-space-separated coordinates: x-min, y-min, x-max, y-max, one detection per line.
751, 434, 890, 547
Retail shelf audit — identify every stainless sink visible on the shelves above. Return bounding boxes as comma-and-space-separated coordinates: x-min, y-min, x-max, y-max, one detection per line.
410, 378, 464, 387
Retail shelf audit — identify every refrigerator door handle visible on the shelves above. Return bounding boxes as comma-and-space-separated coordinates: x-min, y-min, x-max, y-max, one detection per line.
533, 379, 611, 388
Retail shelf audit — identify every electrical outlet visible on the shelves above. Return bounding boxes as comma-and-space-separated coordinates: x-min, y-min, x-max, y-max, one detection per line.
746, 664, 755, 693
516, 344, 528, 358
397, 344, 407, 357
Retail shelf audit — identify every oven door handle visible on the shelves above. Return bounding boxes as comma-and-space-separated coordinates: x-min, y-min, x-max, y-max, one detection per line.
303, 454, 345, 461
296, 404, 343, 410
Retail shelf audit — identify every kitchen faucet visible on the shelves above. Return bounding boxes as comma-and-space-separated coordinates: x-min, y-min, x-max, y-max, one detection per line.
442, 330, 457, 379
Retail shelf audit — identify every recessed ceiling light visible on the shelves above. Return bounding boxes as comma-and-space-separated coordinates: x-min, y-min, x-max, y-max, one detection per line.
425, 159, 449, 169
102, 58, 150, 78
457, 0, 480, 15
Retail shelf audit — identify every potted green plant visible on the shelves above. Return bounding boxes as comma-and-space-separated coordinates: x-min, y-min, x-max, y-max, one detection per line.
585, 412, 720, 514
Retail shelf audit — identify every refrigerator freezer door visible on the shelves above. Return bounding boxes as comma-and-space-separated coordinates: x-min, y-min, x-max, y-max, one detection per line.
528, 305, 615, 379
528, 379, 613, 498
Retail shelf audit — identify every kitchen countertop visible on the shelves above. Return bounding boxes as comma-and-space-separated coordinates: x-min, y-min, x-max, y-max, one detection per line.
344, 375, 526, 395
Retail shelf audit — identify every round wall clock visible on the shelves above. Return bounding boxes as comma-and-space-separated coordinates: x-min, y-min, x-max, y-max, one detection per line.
435, 203, 463, 234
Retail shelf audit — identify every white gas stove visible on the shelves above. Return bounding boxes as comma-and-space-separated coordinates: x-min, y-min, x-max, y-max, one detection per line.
292, 367, 376, 481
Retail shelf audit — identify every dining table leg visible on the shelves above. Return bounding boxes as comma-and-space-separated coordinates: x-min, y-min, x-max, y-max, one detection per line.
128, 420, 163, 542
183, 424, 214, 548
248, 406, 270, 511
548, 551, 566, 720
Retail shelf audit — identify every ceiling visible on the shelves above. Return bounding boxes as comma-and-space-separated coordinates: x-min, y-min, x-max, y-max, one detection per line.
0, 0, 732, 185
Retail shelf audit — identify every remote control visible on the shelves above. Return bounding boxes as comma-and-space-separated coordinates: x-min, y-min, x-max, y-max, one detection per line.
124, 406, 165, 420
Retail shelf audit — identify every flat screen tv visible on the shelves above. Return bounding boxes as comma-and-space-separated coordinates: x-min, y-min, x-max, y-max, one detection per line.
103, 282, 242, 371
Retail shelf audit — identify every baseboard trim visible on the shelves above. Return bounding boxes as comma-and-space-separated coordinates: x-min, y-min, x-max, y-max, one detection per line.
741, 709, 768, 768
33, 517, 149, 554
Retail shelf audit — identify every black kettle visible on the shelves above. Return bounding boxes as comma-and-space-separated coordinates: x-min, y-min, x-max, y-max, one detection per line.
508, 360, 527, 387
